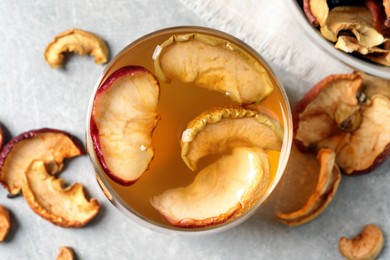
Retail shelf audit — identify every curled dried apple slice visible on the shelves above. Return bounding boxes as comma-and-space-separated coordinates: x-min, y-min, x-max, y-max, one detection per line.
0, 128, 84, 196
151, 147, 270, 228
303, 0, 329, 26
44, 28, 109, 68
22, 160, 100, 228
294, 72, 390, 174
181, 107, 283, 171
320, 6, 384, 48
153, 33, 274, 104
90, 66, 159, 185
322, 95, 390, 174
277, 148, 341, 226
294, 73, 362, 149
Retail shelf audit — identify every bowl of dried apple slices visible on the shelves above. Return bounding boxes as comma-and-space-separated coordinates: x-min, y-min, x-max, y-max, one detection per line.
86, 27, 293, 234
289, 0, 390, 79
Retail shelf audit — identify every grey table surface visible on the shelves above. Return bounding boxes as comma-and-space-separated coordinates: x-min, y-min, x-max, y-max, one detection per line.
0, 0, 389, 259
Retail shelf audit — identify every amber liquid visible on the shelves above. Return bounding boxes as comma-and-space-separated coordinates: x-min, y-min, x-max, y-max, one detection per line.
94, 28, 289, 227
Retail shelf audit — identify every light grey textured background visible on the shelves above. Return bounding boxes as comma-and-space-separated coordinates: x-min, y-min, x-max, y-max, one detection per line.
0, 0, 389, 259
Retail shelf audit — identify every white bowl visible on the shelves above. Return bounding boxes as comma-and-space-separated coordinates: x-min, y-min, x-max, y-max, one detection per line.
287, 0, 390, 79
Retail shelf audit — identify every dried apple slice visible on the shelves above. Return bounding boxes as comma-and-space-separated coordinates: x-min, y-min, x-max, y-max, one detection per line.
277, 148, 341, 226
293, 73, 362, 149
181, 107, 283, 171
0, 128, 84, 196
303, 0, 329, 27
44, 28, 109, 68
294, 72, 390, 174
90, 66, 159, 185
335, 36, 390, 66
153, 33, 274, 104
320, 6, 384, 48
321, 95, 390, 174
0, 204, 11, 242
151, 147, 270, 228
22, 160, 100, 227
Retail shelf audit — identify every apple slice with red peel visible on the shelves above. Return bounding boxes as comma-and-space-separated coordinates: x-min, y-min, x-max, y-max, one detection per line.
151, 147, 270, 228
90, 66, 159, 185
0, 128, 84, 196
22, 160, 100, 227
320, 95, 390, 174
293, 73, 363, 150
181, 107, 283, 171
294, 72, 390, 174
303, 0, 329, 27
153, 33, 274, 104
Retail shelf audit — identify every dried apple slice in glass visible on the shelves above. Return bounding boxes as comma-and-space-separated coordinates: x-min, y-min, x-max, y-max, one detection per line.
0, 128, 84, 196
181, 107, 283, 171
151, 147, 270, 228
22, 160, 100, 227
90, 66, 159, 185
277, 148, 341, 226
153, 33, 274, 104
294, 72, 390, 174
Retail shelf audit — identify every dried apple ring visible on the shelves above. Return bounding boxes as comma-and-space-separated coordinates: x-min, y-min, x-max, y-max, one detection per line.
277, 148, 341, 226
151, 147, 270, 228
0, 128, 84, 196
294, 72, 390, 174
44, 28, 109, 68
90, 66, 160, 185
181, 107, 283, 171
22, 160, 100, 228
153, 33, 274, 104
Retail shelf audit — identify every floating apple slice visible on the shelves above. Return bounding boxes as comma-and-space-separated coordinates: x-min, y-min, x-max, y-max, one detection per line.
0, 128, 84, 196
151, 147, 270, 228
22, 160, 100, 227
181, 107, 283, 171
90, 66, 159, 185
294, 72, 390, 174
277, 148, 341, 226
153, 33, 274, 104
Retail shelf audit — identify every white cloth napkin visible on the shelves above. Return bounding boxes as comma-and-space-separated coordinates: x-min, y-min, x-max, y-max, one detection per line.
179, 0, 352, 95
